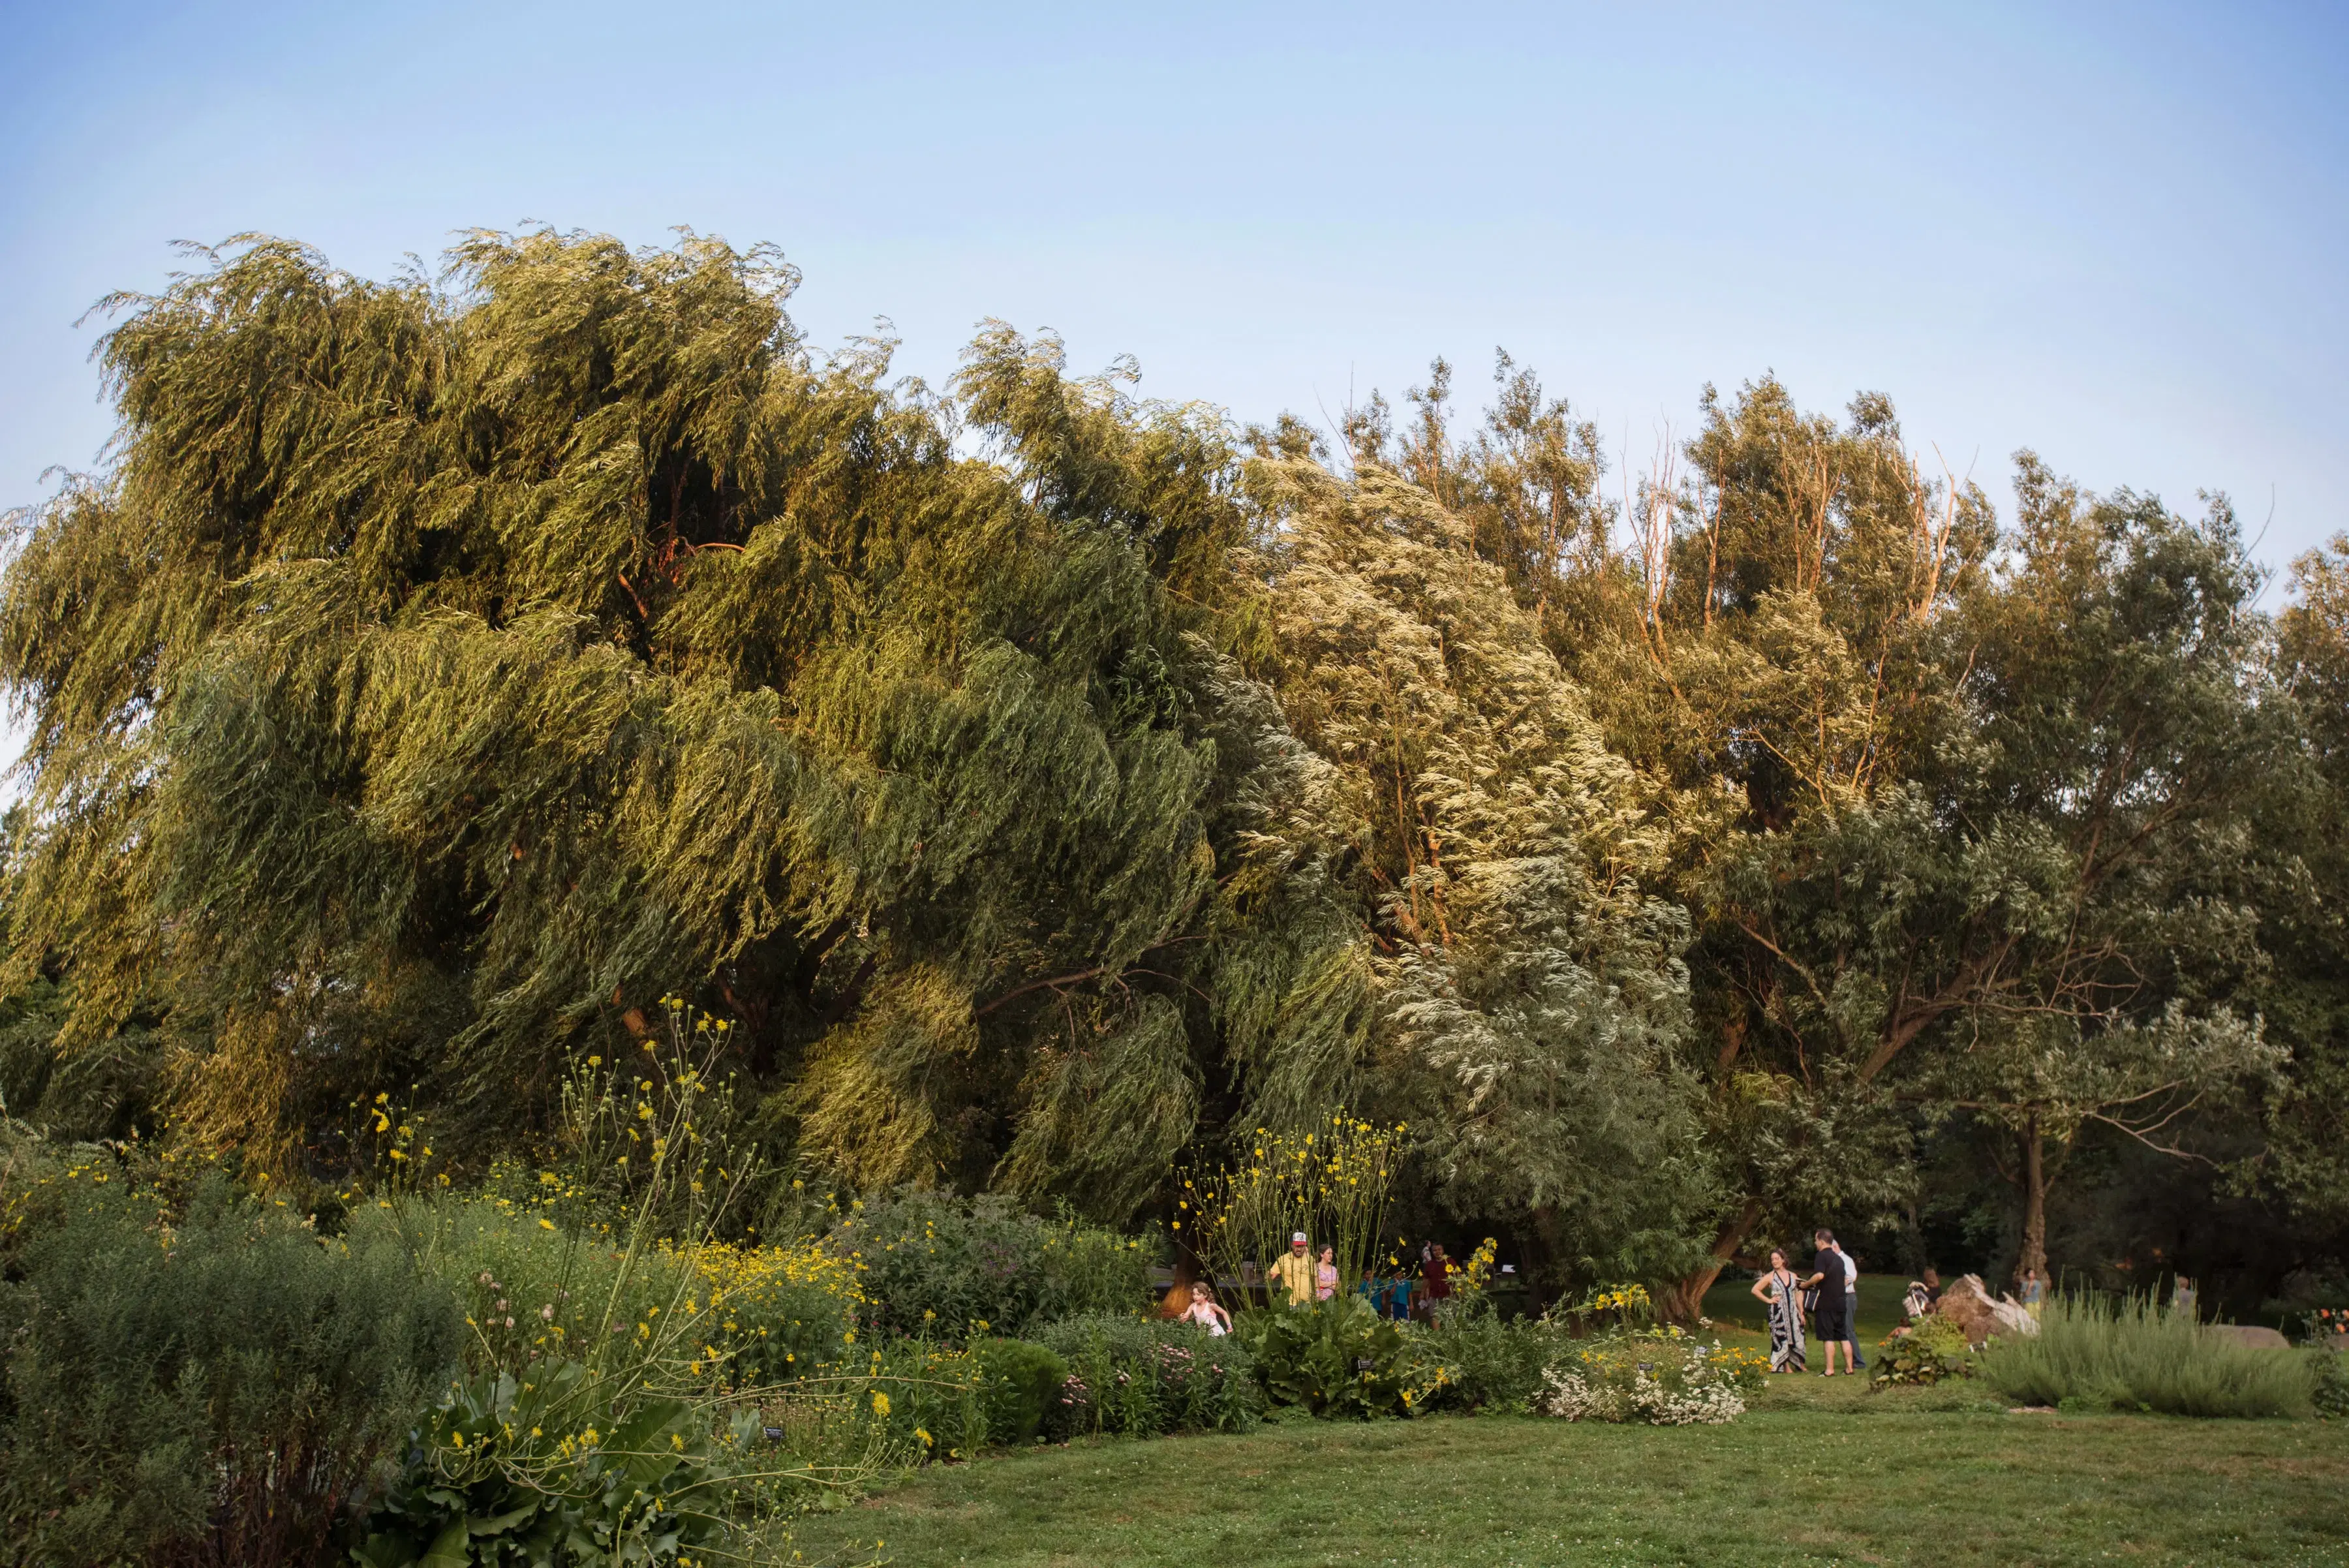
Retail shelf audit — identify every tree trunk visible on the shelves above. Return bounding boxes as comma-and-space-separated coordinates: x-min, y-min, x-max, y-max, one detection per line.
2018, 1113, 2048, 1284
1659, 1195, 1763, 1324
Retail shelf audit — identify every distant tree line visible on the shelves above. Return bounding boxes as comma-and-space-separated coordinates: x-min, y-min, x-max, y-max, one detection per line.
3, 231, 2342, 1312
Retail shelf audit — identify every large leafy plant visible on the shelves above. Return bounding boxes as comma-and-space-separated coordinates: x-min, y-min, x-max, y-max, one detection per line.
1233, 1296, 1408, 1419
351, 1364, 727, 1568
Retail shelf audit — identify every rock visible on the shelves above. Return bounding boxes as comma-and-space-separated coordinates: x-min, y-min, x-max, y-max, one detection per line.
1933, 1273, 2039, 1345
1935, 1274, 1999, 1347
2207, 1324, 2292, 1349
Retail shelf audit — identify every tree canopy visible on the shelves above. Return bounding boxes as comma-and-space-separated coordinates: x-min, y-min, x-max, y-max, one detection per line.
4, 232, 2340, 1307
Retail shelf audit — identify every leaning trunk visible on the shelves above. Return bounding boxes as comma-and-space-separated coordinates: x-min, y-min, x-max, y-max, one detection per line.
1658, 1195, 1763, 1324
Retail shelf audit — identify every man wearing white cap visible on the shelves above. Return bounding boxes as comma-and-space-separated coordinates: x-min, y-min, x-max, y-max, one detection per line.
1268, 1231, 1315, 1307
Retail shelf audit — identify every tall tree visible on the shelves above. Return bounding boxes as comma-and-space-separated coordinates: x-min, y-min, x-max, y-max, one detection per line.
0, 233, 1351, 1210
1238, 452, 1704, 1284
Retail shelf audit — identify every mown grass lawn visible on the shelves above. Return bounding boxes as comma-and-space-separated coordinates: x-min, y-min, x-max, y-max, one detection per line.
785, 1377, 2349, 1567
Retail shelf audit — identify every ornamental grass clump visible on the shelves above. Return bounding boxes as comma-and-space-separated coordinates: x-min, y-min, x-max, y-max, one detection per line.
1977, 1292, 2317, 1419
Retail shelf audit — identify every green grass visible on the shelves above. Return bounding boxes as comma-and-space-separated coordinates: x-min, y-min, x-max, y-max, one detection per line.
784, 1377, 2349, 1567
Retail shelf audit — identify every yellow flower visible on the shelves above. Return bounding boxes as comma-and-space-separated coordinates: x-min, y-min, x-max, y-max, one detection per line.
871, 1391, 891, 1417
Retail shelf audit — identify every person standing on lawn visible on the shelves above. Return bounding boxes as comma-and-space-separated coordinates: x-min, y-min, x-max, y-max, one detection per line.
1750, 1248, 1808, 1372
1804, 1229, 1855, 1376
1315, 1245, 1339, 1302
1832, 1238, 1866, 1370
1269, 1232, 1315, 1307
2019, 1267, 2046, 1319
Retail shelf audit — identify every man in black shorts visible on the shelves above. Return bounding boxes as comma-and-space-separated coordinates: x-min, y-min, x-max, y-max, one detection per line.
1804, 1229, 1855, 1376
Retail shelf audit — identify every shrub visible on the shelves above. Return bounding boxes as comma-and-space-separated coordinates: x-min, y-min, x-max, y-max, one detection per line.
1399, 1305, 1559, 1413
1030, 1313, 1259, 1437
0, 1168, 461, 1567
830, 1189, 1152, 1340
1536, 1327, 1757, 1426
351, 1360, 734, 1568
1872, 1314, 1975, 1388
1233, 1297, 1409, 1419
2313, 1349, 2348, 1420
1977, 1293, 2316, 1419
967, 1337, 1069, 1445
388, 1190, 864, 1392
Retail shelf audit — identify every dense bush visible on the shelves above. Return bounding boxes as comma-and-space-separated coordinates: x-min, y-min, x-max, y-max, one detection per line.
2314, 1349, 2348, 1420
1031, 1314, 1260, 1437
1978, 1294, 2316, 1419
388, 1190, 863, 1391
1234, 1297, 1410, 1419
0, 1167, 461, 1567
1400, 1307, 1559, 1413
1872, 1314, 1976, 1389
831, 1190, 1153, 1340
967, 1337, 1070, 1445
352, 1361, 735, 1568
1536, 1327, 1763, 1426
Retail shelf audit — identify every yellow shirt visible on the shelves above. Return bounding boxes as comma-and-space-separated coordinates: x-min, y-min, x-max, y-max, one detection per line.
1269, 1250, 1315, 1306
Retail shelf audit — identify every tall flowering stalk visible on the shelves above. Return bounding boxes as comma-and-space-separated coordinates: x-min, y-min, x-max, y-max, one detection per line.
1180, 1115, 1405, 1294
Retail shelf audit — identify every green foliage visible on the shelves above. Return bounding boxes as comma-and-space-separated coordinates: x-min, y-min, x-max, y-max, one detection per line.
1397, 1305, 1558, 1413
1242, 458, 1703, 1268
964, 1338, 1068, 1445
830, 1188, 1150, 1340
0, 1167, 461, 1567
1028, 1313, 1261, 1437
1535, 1325, 1760, 1425
1181, 1115, 1402, 1302
5, 221, 2344, 1335
2312, 1349, 2348, 1420
1978, 1294, 2316, 1418
1871, 1314, 1974, 1388
1232, 1296, 1409, 1419
352, 1362, 737, 1568
0, 231, 1352, 1216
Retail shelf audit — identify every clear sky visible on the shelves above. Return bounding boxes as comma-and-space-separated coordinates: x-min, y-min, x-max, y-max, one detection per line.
2, 2, 2342, 624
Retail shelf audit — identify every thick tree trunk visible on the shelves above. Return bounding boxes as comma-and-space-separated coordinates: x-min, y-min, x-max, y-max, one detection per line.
1659, 1195, 1764, 1324
2018, 1113, 2048, 1284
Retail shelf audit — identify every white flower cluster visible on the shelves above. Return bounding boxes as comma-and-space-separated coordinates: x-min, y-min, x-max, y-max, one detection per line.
1537, 1363, 1745, 1426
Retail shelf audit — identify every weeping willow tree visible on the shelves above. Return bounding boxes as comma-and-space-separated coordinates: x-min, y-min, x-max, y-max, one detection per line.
0, 231, 1353, 1210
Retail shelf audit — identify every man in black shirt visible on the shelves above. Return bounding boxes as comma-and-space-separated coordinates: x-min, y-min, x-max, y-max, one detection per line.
1802, 1228, 1856, 1376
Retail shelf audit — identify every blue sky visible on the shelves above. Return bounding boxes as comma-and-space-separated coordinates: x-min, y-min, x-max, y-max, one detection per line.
2, 1, 2342, 616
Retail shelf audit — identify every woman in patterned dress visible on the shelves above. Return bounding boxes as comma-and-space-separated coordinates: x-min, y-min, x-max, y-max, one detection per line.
1750, 1248, 1807, 1373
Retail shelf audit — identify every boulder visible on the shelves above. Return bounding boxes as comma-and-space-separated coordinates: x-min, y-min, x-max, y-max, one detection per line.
1935, 1273, 2040, 1345
1935, 1275, 1999, 1346
2207, 1324, 2292, 1350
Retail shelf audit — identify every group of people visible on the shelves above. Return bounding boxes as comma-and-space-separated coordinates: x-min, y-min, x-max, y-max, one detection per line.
1749, 1228, 1868, 1376
1160, 1233, 1469, 1333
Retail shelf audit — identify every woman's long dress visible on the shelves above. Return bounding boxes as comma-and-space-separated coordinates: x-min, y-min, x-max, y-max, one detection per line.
1765, 1270, 1807, 1372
